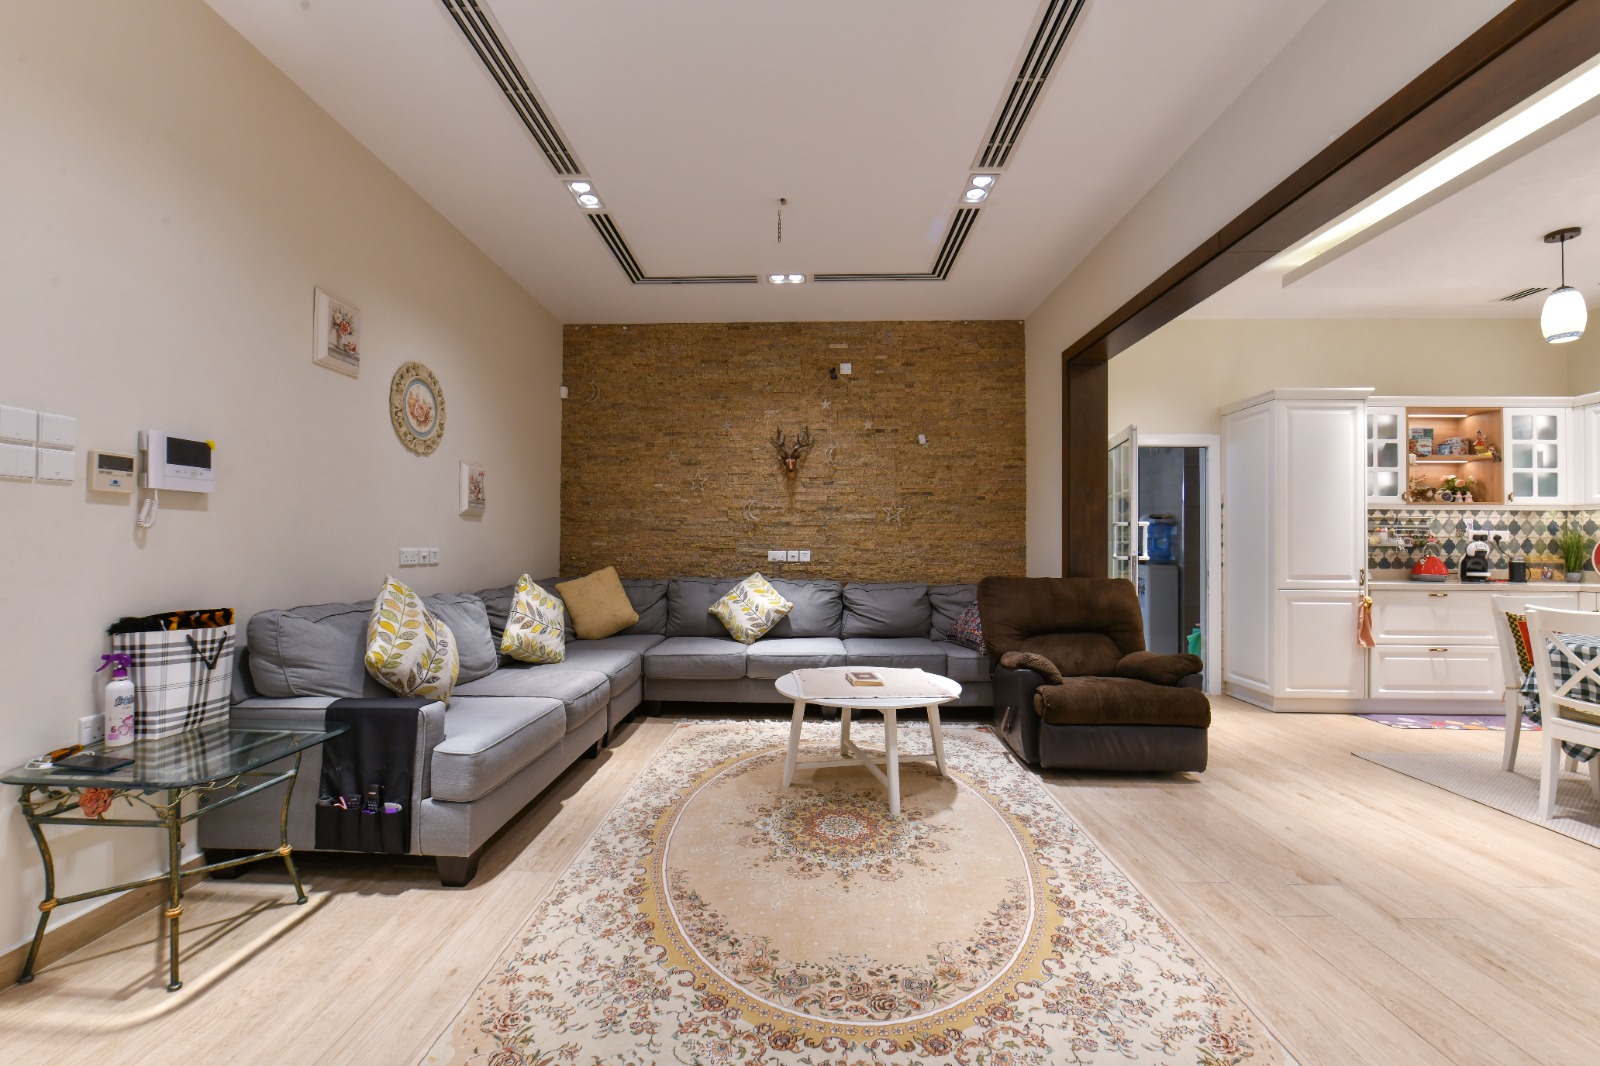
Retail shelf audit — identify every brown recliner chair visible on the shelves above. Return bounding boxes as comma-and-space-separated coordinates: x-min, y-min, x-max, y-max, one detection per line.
979, 576, 1209, 772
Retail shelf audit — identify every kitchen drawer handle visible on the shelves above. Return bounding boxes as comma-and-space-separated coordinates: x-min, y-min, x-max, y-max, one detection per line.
1427, 647, 1449, 653
1428, 592, 1449, 598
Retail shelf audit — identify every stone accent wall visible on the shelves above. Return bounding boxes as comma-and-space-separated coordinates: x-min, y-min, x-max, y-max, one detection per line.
560, 321, 1026, 584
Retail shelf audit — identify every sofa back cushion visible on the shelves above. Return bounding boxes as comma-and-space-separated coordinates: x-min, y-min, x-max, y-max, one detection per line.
666, 577, 739, 638
248, 600, 390, 699
928, 584, 978, 641
478, 578, 571, 648
978, 576, 1145, 678
765, 578, 844, 638
619, 578, 669, 636
424, 593, 498, 683
842, 583, 931, 639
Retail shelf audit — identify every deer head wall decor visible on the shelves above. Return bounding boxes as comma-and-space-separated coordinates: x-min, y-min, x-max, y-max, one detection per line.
772, 426, 814, 479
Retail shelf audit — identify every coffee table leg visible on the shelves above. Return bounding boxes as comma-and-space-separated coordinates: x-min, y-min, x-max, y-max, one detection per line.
840, 708, 852, 756
162, 789, 183, 991
783, 698, 806, 787
884, 708, 900, 817
927, 704, 947, 776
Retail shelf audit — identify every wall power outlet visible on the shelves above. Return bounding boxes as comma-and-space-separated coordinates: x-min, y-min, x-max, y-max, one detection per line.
78, 714, 105, 746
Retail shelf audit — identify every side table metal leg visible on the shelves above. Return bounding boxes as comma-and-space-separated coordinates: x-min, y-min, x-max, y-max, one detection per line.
17, 786, 55, 985
162, 790, 184, 992
927, 705, 947, 776
279, 750, 308, 904
884, 708, 900, 817
782, 699, 806, 787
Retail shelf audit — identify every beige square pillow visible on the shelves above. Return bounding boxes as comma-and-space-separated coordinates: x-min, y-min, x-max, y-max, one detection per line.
710, 572, 793, 644
501, 574, 565, 664
556, 566, 639, 640
365, 576, 459, 705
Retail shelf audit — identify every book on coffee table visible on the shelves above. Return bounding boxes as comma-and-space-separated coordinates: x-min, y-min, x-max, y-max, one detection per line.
846, 671, 885, 687
790, 667, 952, 701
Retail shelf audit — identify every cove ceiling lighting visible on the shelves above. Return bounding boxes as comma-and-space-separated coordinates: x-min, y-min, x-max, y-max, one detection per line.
1541, 227, 1587, 344
1281, 59, 1600, 270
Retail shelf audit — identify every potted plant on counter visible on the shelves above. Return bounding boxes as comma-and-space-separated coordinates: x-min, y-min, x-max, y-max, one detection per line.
1556, 525, 1592, 582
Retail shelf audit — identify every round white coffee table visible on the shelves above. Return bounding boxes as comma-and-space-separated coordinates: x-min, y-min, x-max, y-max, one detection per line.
774, 668, 962, 816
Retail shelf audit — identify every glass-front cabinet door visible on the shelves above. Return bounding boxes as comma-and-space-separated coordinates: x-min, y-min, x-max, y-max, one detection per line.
1504, 407, 1565, 503
1365, 405, 1405, 503
1108, 425, 1138, 582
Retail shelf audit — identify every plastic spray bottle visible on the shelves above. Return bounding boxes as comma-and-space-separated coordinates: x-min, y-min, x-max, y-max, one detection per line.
98, 654, 135, 747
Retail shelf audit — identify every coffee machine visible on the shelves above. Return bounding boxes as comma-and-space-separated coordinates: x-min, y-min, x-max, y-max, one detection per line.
1460, 532, 1492, 582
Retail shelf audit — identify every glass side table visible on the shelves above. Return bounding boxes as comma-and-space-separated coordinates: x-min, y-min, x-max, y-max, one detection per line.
1, 722, 345, 991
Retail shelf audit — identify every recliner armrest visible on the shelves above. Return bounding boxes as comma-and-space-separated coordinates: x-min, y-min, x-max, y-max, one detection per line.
1114, 651, 1203, 686
998, 650, 1063, 684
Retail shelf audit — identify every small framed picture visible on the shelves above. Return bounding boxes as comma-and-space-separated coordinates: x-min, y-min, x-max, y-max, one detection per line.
460, 461, 486, 515
313, 288, 360, 376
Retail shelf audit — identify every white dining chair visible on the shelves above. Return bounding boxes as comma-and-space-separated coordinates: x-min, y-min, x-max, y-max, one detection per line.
1524, 607, 1600, 819
1490, 594, 1537, 771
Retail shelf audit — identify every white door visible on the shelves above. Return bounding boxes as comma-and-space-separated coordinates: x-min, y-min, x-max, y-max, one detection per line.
1108, 425, 1139, 583
1276, 591, 1367, 699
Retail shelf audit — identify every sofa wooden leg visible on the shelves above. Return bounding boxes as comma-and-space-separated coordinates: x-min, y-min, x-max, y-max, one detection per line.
584, 739, 602, 760
436, 851, 482, 887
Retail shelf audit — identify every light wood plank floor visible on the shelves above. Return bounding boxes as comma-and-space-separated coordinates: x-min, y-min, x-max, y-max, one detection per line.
2, 700, 1599, 1065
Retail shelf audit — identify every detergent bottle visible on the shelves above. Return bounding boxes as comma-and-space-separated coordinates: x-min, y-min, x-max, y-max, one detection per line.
98, 654, 135, 747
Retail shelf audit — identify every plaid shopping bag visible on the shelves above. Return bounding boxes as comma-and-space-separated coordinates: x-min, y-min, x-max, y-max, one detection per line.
109, 623, 235, 740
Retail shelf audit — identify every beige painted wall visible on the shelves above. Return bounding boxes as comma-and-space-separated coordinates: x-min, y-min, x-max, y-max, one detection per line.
1110, 318, 1583, 437
1023, 0, 1514, 575
0, 0, 561, 955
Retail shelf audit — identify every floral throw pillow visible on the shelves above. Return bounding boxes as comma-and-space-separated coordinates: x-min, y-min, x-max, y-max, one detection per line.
949, 603, 985, 651
365, 576, 459, 705
502, 574, 565, 664
710, 573, 794, 644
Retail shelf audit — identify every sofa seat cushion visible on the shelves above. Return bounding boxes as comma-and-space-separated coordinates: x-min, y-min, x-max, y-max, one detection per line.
746, 637, 848, 679
453, 667, 610, 733
431, 696, 566, 803
535, 641, 647, 691
644, 637, 747, 680
1035, 677, 1211, 728
843, 637, 948, 673
940, 641, 991, 682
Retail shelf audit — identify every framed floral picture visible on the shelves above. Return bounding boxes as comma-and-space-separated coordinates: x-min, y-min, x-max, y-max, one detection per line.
313, 288, 360, 376
460, 461, 486, 516
390, 361, 445, 455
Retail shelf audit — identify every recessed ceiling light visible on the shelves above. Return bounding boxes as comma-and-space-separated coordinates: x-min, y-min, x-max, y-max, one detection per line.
970, 175, 996, 188
963, 188, 988, 203
769, 274, 787, 284
788, 274, 805, 284
567, 180, 592, 194
577, 193, 602, 209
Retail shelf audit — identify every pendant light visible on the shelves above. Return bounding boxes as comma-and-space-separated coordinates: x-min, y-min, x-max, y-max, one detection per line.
1541, 227, 1586, 344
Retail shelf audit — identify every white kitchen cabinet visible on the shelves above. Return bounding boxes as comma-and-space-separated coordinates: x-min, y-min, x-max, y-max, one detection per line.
1369, 645, 1501, 701
1370, 587, 1498, 646
1276, 398, 1366, 588
1577, 400, 1600, 505
1504, 406, 1567, 503
1277, 591, 1367, 699
1365, 405, 1406, 503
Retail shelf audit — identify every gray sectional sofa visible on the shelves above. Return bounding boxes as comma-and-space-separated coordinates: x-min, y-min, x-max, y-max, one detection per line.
200, 576, 987, 885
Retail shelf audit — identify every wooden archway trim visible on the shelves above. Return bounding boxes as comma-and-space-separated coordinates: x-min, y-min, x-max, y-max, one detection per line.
1060, 0, 1600, 577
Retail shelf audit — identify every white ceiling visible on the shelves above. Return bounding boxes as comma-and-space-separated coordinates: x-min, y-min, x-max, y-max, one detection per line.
1190, 105, 1600, 320
205, 0, 1328, 323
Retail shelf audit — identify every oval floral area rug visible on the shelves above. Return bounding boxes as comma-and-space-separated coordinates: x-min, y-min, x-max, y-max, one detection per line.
426, 721, 1291, 1066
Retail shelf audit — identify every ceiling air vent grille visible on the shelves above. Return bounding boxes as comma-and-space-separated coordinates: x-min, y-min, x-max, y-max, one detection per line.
815, 208, 981, 282
586, 215, 758, 284
1498, 286, 1547, 302
441, 0, 584, 176
976, 0, 1088, 170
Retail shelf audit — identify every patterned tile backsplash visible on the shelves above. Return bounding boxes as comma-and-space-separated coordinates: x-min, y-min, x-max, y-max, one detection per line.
1367, 507, 1600, 571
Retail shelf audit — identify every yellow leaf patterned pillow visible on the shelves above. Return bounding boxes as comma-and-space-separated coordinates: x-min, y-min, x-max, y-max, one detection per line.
365, 576, 460, 705
501, 574, 565, 664
710, 573, 793, 644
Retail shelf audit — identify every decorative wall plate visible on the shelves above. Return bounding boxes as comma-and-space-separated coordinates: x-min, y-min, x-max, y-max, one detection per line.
390, 361, 445, 455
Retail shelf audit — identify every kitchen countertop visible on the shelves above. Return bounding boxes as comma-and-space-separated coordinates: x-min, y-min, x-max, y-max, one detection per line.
1368, 577, 1594, 590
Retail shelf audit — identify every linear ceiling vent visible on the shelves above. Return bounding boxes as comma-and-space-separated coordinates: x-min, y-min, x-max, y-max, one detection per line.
1498, 286, 1547, 302
441, 0, 584, 176
586, 215, 757, 284
815, 207, 981, 282
976, 0, 1089, 170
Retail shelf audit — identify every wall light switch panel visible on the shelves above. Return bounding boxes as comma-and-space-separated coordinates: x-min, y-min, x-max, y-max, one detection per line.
786, 550, 801, 562
0, 405, 36, 443
36, 447, 75, 483
838, 362, 852, 376
427, 548, 440, 566
799, 550, 812, 562
399, 548, 421, 567
767, 549, 784, 562
37, 413, 76, 448
0, 441, 35, 480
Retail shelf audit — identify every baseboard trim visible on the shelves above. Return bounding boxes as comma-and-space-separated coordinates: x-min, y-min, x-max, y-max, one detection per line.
0, 856, 206, 985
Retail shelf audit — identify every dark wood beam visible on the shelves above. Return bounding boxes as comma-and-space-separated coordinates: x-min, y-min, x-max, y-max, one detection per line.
1062, 352, 1108, 577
